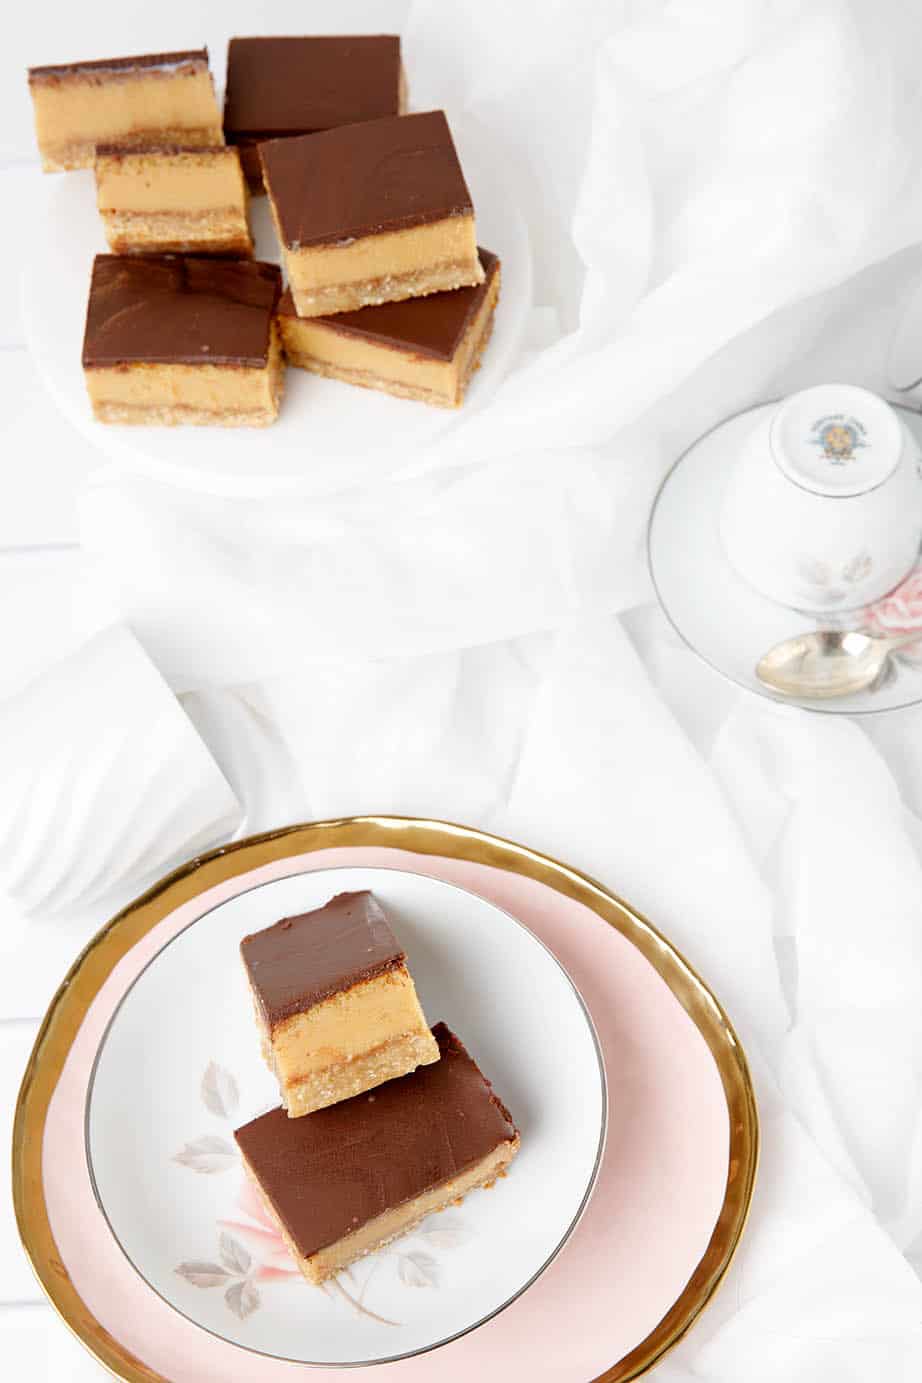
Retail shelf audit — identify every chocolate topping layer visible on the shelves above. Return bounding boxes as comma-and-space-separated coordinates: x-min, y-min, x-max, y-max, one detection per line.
82, 255, 280, 369
240, 891, 405, 1029
224, 36, 400, 138
29, 50, 209, 82
278, 249, 499, 361
235, 1023, 518, 1257
260, 110, 474, 249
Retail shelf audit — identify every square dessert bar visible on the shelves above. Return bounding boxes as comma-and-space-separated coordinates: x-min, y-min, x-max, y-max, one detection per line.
240, 891, 439, 1117
82, 255, 283, 426
95, 146, 252, 256
260, 110, 484, 318
234, 1023, 520, 1284
28, 49, 223, 173
278, 248, 500, 408
224, 35, 405, 191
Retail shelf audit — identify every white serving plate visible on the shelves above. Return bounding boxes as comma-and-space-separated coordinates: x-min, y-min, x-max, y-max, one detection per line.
85, 865, 606, 1367
21, 119, 532, 498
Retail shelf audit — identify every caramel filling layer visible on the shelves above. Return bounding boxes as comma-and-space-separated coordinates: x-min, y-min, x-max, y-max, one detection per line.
273, 214, 482, 317
31, 68, 222, 171
84, 329, 283, 426
96, 150, 245, 214
263, 965, 438, 1088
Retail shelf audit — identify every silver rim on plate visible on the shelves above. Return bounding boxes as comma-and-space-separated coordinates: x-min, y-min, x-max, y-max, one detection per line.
82, 863, 608, 1369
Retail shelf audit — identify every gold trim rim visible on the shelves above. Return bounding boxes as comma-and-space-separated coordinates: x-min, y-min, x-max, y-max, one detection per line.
12, 815, 759, 1383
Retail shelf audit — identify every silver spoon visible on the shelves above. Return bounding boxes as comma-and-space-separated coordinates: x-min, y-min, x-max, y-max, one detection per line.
756, 628, 922, 699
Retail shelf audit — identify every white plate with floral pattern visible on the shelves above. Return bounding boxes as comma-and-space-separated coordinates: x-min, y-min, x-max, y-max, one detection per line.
84, 865, 606, 1367
649, 401, 922, 715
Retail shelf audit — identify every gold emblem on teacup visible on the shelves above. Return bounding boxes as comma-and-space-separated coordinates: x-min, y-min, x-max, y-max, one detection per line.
808, 413, 867, 465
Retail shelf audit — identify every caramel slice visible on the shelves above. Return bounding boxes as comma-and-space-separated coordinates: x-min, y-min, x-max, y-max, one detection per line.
234, 1023, 520, 1284
278, 249, 500, 407
81, 254, 283, 427
95, 145, 252, 256
260, 110, 484, 318
28, 49, 223, 173
240, 891, 439, 1117
223, 35, 405, 191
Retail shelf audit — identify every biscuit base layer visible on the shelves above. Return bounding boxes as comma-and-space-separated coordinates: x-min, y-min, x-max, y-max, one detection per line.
254, 965, 440, 1117
101, 208, 253, 256
241, 1135, 520, 1284
89, 400, 277, 426
30, 62, 223, 173
282, 274, 500, 408
85, 331, 284, 427
289, 260, 483, 318
267, 1030, 443, 1118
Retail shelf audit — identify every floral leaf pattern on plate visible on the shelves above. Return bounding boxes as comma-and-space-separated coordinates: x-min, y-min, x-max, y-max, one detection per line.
173, 1068, 473, 1325
225, 1278, 260, 1320
201, 1062, 239, 1119
173, 1135, 237, 1174
397, 1251, 439, 1287
219, 1232, 252, 1276
414, 1215, 470, 1250
328, 1276, 401, 1326
176, 1231, 262, 1320
175, 1261, 231, 1288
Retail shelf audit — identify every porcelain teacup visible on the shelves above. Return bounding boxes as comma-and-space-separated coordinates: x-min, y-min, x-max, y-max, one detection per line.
719, 384, 922, 612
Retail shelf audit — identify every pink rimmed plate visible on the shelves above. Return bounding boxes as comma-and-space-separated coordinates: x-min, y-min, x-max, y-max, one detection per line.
14, 817, 757, 1381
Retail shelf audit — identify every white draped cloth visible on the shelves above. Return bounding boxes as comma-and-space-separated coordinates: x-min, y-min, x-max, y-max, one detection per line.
3, 1, 922, 1378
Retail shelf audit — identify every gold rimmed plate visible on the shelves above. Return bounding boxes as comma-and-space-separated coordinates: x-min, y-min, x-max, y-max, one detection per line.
14, 816, 758, 1381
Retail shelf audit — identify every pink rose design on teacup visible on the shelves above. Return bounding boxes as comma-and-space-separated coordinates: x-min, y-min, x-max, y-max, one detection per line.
864, 566, 922, 634
861, 566, 922, 664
